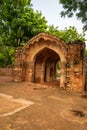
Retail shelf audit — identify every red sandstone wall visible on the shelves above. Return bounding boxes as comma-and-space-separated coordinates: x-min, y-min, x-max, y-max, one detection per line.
0, 68, 13, 77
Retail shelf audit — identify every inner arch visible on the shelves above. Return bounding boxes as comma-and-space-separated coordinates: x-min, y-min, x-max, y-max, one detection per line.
34, 47, 60, 84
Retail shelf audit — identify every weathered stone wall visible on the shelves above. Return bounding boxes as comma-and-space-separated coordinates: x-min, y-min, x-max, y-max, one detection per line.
84, 56, 87, 91
35, 63, 42, 83
0, 68, 13, 77
14, 48, 22, 81
65, 42, 85, 92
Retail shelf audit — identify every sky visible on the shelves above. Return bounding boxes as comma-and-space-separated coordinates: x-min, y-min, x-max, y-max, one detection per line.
31, 0, 84, 33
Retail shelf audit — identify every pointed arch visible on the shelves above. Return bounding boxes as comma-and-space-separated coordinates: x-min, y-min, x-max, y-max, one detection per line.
22, 33, 67, 88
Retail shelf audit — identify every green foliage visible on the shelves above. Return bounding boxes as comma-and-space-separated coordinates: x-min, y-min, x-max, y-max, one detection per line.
56, 61, 60, 70
0, 46, 15, 67
85, 50, 87, 56
56, 61, 61, 78
47, 25, 85, 43
59, 0, 87, 31
56, 73, 60, 78
0, 0, 47, 47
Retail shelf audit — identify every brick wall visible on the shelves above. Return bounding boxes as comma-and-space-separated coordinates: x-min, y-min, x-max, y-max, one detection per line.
0, 68, 13, 77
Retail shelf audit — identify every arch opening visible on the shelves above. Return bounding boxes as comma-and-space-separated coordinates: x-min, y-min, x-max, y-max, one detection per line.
34, 47, 61, 87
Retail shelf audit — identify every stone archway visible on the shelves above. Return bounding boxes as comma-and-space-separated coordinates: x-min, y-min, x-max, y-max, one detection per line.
14, 33, 85, 92
22, 33, 67, 88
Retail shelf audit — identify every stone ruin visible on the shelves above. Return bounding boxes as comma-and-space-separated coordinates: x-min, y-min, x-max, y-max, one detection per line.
14, 33, 86, 92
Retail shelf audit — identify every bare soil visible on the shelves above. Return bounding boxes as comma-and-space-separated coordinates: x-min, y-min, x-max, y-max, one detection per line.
0, 77, 87, 130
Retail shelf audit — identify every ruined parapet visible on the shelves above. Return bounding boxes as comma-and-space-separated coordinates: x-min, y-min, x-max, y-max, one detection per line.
14, 47, 22, 81
65, 41, 85, 92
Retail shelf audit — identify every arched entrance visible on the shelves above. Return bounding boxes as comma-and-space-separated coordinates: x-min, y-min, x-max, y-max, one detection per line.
34, 47, 60, 84
14, 33, 85, 91
14, 33, 67, 89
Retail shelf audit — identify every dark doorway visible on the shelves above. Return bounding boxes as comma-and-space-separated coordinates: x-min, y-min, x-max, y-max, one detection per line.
44, 66, 47, 82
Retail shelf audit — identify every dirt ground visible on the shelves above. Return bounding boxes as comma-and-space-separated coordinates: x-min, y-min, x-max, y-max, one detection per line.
0, 77, 87, 130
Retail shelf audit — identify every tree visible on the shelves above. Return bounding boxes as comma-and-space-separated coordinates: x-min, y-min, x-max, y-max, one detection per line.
0, 46, 14, 67
59, 0, 87, 31
47, 25, 85, 43
0, 0, 47, 47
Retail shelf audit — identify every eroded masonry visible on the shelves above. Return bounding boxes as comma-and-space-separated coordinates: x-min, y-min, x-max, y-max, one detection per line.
14, 33, 86, 92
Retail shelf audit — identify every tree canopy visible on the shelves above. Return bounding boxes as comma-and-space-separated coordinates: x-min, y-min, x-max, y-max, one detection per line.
0, 0, 47, 47
47, 25, 85, 43
59, 0, 87, 31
